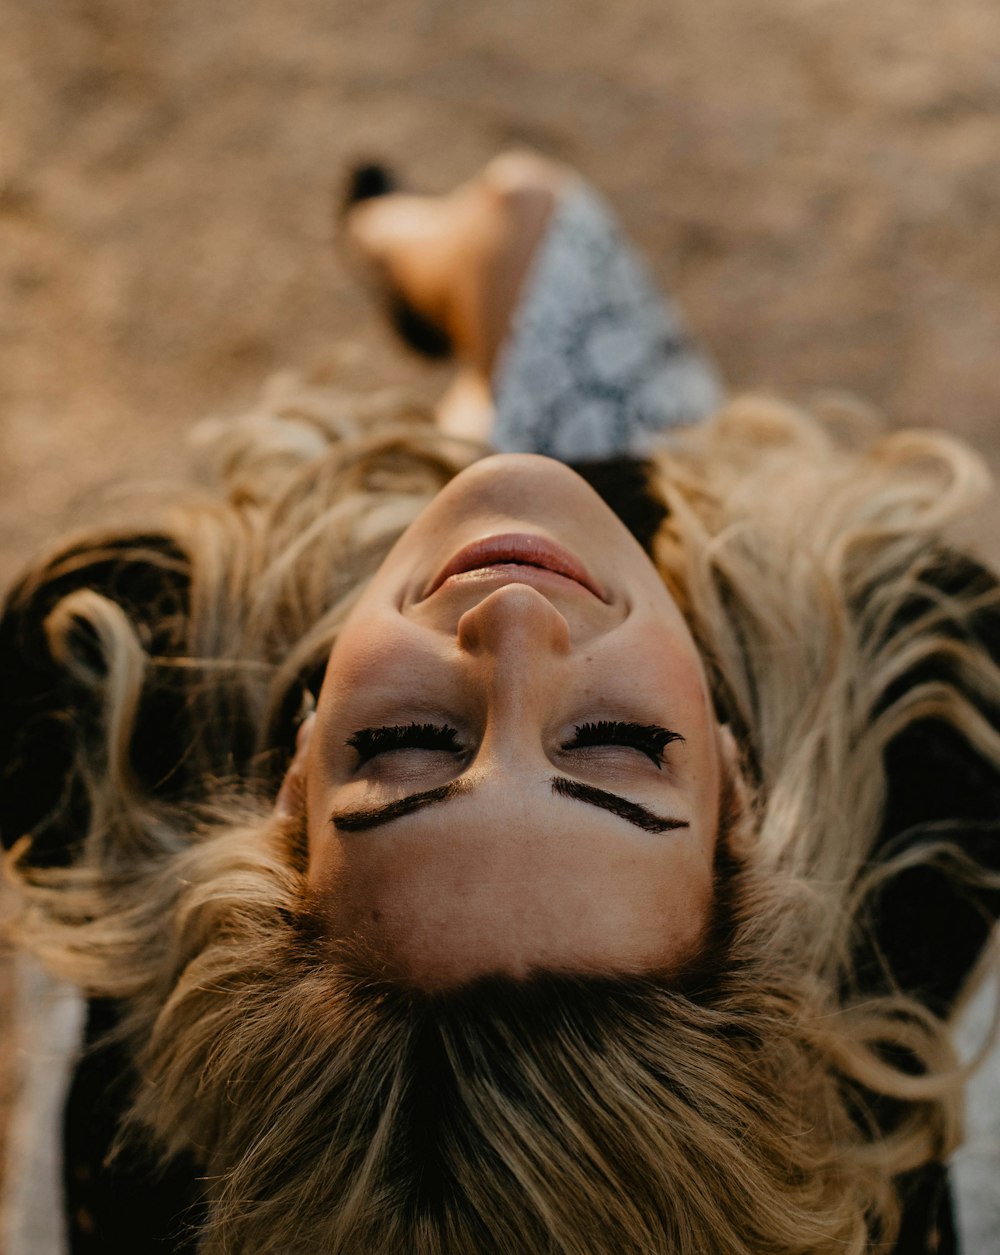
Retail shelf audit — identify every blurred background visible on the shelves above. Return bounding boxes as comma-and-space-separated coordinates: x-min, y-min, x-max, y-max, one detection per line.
2, 0, 999, 1226
3, 0, 1000, 584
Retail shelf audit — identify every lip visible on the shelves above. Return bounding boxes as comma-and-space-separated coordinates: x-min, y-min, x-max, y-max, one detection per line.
423, 533, 607, 602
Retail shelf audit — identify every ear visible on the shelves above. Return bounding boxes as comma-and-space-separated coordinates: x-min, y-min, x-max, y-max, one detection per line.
275, 712, 316, 818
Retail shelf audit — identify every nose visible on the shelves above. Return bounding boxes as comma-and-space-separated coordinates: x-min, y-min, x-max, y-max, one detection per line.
457, 583, 572, 659
456, 586, 571, 752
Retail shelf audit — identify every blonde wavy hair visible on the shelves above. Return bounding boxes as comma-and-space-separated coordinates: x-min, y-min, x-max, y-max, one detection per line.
7, 380, 1000, 1254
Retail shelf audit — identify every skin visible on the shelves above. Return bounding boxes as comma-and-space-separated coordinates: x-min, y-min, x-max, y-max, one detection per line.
284, 454, 732, 990
345, 150, 569, 443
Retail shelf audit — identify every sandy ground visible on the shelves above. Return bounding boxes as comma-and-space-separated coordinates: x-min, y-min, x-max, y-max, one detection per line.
2, 0, 1000, 1237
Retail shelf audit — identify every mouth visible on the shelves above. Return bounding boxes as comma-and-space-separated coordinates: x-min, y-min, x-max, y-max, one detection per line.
423, 533, 607, 601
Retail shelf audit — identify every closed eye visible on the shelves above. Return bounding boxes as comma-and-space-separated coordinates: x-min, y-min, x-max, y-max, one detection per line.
561, 721, 684, 770
347, 722, 462, 764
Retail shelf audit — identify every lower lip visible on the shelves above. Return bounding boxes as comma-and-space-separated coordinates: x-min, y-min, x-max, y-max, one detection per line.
424, 533, 606, 601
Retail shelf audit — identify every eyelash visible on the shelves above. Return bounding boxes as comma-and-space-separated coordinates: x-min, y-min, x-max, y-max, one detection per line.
563, 721, 682, 769
347, 720, 681, 769
348, 722, 462, 764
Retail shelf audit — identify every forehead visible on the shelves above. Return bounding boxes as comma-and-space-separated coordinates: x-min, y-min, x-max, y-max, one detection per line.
311, 776, 715, 990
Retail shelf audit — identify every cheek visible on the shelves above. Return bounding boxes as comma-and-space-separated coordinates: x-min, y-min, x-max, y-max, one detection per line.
313, 615, 447, 749
629, 619, 707, 695
320, 616, 408, 694
616, 623, 722, 841
602, 621, 716, 738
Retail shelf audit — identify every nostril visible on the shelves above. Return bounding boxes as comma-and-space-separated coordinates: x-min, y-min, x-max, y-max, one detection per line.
456, 606, 481, 652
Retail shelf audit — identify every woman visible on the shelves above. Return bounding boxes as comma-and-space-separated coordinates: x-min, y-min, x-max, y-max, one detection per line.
2, 152, 999, 1254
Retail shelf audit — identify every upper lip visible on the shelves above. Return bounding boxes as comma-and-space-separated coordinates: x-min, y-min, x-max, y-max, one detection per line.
423, 533, 607, 602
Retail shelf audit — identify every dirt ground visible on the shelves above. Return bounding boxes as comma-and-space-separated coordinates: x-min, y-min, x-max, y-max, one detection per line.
2, 0, 1000, 1221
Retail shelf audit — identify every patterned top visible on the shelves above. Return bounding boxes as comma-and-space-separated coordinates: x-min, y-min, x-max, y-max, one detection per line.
492, 181, 723, 460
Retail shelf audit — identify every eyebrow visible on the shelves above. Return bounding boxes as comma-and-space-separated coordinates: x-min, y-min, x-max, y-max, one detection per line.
550, 777, 689, 833
331, 779, 474, 832
330, 776, 689, 834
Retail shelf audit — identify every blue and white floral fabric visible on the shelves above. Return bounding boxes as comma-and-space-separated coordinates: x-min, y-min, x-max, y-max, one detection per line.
492, 181, 723, 461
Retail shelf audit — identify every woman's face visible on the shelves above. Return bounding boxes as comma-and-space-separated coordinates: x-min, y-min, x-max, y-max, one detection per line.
303, 455, 730, 989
